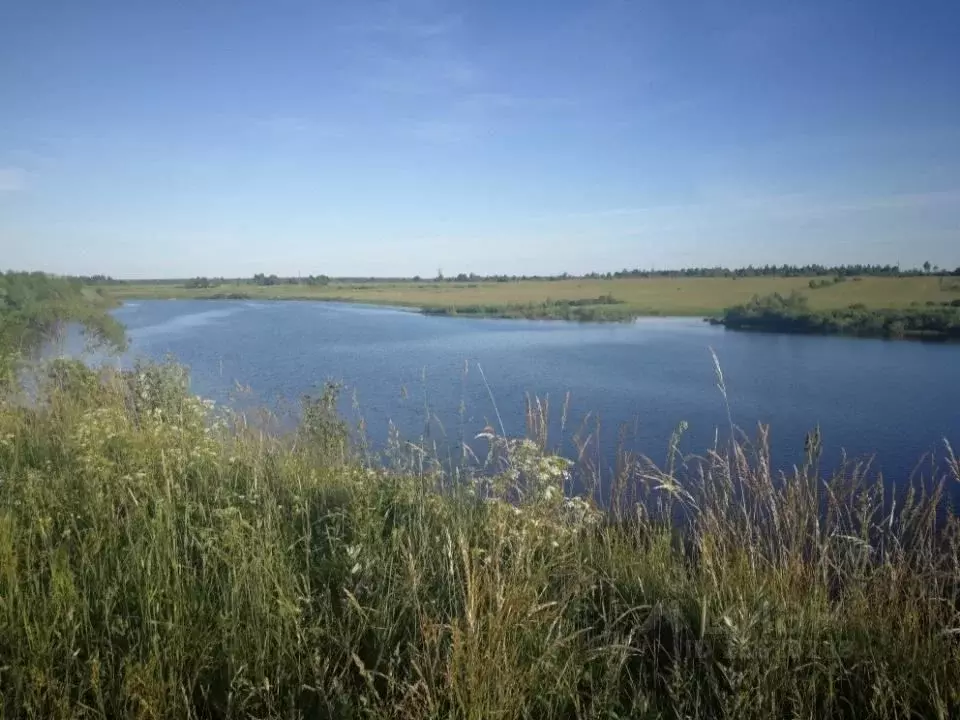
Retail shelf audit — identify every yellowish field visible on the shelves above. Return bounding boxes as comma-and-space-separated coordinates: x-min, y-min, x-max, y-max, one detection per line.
106, 276, 958, 319
104, 276, 959, 317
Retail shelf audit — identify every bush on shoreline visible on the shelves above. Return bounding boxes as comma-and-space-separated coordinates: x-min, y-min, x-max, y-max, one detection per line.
719, 292, 960, 339
0, 271, 126, 383
0, 359, 958, 718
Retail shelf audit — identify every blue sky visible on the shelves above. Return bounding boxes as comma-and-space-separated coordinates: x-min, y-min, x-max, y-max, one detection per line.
2, 0, 959, 278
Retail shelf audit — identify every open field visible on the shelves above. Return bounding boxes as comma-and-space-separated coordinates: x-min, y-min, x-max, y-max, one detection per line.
103, 276, 960, 319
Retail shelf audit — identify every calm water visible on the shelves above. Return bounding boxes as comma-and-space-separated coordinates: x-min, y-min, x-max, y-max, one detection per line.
86, 300, 960, 482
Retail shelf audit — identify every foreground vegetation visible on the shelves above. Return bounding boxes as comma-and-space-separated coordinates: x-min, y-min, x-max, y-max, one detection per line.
0, 356, 958, 718
102, 275, 960, 322
719, 292, 960, 340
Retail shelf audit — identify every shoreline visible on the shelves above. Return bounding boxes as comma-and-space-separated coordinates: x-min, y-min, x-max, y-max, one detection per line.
113, 293, 692, 323
117, 295, 960, 341
101, 275, 960, 332
114, 294, 960, 338
714, 292, 960, 341
708, 317, 960, 342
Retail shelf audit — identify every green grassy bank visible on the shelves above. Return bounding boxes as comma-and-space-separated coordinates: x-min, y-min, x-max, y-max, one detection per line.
0, 358, 958, 718
101, 275, 960, 321
718, 292, 960, 340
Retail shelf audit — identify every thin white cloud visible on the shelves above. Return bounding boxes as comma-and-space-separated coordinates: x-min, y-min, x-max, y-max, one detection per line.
824, 189, 960, 214
251, 116, 345, 139
716, 4, 824, 59
337, 0, 569, 142
398, 91, 572, 144
0, 167, 27, 193
337, 0, 476, 96
545, 189, 960, 223
404, 118, 478, 143
358, 43, 480, 97
339, 11, 463, 40
458, 92, 576, 112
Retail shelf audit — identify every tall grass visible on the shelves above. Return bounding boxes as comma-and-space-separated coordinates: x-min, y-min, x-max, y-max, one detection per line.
0, 359, 958, 718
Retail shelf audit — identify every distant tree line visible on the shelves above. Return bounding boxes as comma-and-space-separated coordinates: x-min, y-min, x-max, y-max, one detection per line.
184, 277, 222, 289
213, 264, 960, 287
76, 274, 122, 285
80, 262, 960, 286
430, 264, 960, 282
302, 275, 331, 286
604, 264, 913, 279
250, 274, 330, 287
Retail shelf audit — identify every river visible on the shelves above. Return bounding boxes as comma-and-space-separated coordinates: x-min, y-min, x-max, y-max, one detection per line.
83, 299, 960, 483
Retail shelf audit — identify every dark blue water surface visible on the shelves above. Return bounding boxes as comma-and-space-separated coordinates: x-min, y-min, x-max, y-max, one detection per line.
93, 300, 959, 481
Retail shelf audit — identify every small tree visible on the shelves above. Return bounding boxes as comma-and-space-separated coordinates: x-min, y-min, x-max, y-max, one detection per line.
923, 260, 931, 274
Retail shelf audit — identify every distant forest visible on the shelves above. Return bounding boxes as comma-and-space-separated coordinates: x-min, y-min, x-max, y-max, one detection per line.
77, 262, 960, 286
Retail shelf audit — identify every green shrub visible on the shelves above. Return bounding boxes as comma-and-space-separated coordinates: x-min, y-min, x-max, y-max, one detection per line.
0, 271, 125, 386
722, 292, 960, 339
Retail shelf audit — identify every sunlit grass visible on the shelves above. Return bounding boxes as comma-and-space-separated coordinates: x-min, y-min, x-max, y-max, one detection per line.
102, 276, 958, 319
0, 359, 958, 718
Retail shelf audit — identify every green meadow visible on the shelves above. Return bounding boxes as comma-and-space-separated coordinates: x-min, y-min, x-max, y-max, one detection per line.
104, 275, 960, 321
